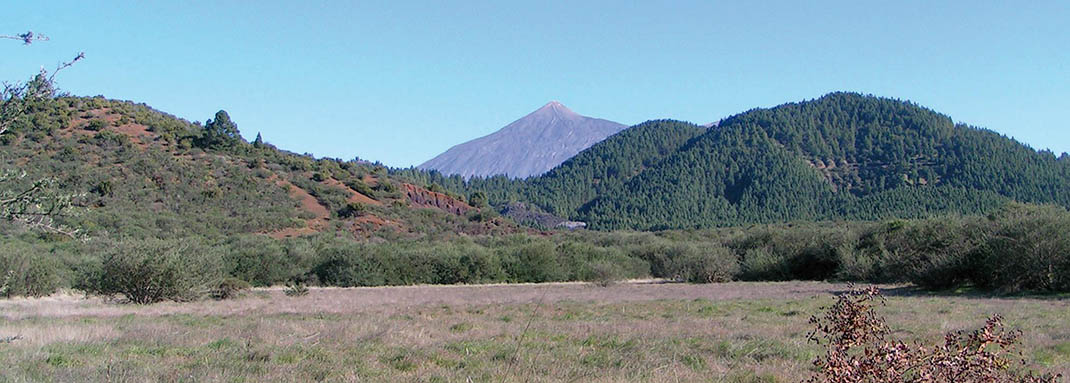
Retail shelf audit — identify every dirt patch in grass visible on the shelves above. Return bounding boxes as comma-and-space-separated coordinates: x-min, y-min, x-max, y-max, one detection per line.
264, 176, 329, 238
64, 107, 158, 149
322, 177, 381, 206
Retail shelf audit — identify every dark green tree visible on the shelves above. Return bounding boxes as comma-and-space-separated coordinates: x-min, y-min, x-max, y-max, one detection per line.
200, 110, 242, 149
469, 191, 488, 208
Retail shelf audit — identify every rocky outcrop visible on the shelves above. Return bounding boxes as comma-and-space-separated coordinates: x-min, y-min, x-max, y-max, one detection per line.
502, 202, 569, 228
402, 183, 473, 215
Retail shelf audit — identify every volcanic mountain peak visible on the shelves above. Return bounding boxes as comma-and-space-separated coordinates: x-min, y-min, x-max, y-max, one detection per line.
418, 101, 627, 179
537, 100, 575, 115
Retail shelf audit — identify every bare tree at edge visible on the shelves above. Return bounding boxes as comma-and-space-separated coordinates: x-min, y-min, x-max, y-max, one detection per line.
1, 31, 85, 239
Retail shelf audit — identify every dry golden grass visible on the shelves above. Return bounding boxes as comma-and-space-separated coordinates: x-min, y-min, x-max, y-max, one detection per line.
0, 281, 1067, 382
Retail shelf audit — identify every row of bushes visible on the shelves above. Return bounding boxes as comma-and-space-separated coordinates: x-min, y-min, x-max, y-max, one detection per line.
2, 203, 1068, 303
0, 234, 652, 303
718, 203, 1070, 292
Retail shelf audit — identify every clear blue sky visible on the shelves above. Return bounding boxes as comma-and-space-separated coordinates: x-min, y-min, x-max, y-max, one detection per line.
5, 1, 1068, 167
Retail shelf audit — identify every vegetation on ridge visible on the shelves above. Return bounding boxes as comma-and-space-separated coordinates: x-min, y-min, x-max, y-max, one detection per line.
415, 93, 1070, 231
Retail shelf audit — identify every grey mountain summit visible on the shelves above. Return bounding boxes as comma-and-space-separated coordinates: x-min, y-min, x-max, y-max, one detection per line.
419, 101, 627, 179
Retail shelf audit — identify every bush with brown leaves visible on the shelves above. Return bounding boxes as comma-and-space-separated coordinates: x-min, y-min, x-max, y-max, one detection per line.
804, 286, 1061, 383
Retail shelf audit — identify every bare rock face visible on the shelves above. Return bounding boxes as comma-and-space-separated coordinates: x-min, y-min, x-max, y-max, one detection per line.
402, 183, 473, 215
419, 101, 627, 179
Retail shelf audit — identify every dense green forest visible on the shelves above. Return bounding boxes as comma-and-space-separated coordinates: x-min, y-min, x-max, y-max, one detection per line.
414, 93, 1070, 230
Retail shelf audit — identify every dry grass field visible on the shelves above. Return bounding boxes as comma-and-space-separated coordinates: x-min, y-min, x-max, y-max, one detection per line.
1, 281, 1067, 382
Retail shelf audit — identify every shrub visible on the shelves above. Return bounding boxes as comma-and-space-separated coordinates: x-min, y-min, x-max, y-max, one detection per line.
730, 226, 846, 281
373, 180, 398, 195
500, 241, 563, 283
82, 239, 225, 304
555, 241, 648, 281
338, 202, 366, 218
971, 204, 1070, 292
210, 277, 251, 300
833, 240, 873, 281
739, 247, 789, 281
880, 218, 983, 289
345, 178, 376, 199
415, 242, 504, 285
0, 243, 63, 298
466, 209, 498, 222
583, 261, 623, 287
85, 119, 107, 131
668, 244, 739, 283
223, 235, 298, 287
627, 240, 676, 278
805, 287, 1059, 383
284, 279, 309, 297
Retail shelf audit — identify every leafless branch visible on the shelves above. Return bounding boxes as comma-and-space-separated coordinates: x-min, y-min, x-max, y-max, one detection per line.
0, 31, 49, 45
48, 52, 86, 83
0, 31, 87, 240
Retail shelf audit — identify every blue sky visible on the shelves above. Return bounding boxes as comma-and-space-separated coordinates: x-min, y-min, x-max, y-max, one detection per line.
4, 1, 1068, 167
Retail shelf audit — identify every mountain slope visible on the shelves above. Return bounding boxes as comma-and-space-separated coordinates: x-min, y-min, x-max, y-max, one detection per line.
523, 119, 707, 217
1, 96, 517, 240
418, 101, 627, 179
506, 93, 1070, 230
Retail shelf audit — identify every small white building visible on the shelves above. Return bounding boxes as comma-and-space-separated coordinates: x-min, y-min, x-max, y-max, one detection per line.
556, 221, 587, 230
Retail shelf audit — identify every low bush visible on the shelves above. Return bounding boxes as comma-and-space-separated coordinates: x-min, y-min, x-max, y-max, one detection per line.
312, 242, 391, 287
85, 119, 107, 131
345, 178, 376, 199
667, 244, 739, 283
419, 242, 504, 284
729, 226, 848, 281
556, 241, 648, 281
740, 247, 789, 281
223, 235, 301, 286
626, 240, 677, 278
583, 261, 624, 287
210, 277, 251, 300
82, 239, 224, 304
338, 202, 366, 218
971, 204, 1070, 292
0, 242, 63, 298
500, 241, 564, 283
284, 279, 309, 297
4, 202, 1070, 298
805, 286, 1059, 382
879, 218, 983, 289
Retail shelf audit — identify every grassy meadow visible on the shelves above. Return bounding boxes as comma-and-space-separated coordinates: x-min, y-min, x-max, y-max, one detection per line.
1, 281, 1067, 382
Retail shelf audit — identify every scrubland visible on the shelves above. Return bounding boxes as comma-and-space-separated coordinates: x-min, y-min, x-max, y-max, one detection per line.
1, 281, 1067, 382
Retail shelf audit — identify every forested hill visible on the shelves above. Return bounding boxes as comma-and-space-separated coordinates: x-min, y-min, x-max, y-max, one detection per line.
433, 93, 1070, 230
523, 120, 709, 217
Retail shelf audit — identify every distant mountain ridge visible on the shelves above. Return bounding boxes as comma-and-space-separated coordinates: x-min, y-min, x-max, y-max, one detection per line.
418, 101, 627, 179
413, 93, 1070, 231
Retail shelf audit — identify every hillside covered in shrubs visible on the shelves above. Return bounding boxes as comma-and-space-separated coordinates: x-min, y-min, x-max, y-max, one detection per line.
0, 95, 517, 241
